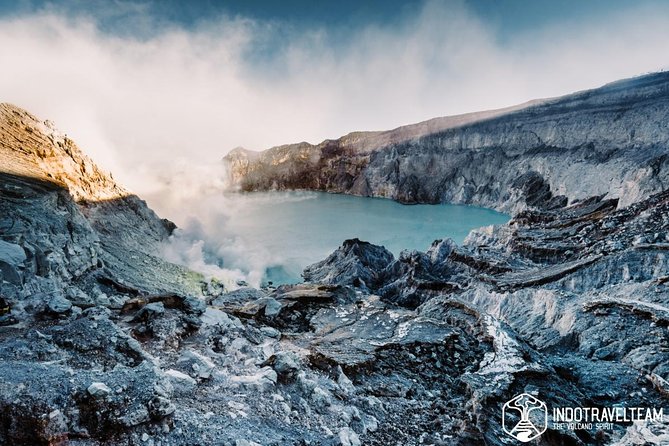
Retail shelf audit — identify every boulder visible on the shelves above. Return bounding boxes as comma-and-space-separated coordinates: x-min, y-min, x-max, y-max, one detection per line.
303, 238, 394, 289
46, 295, 73, 315
177, 350, 217, 380
338, 427, 361, 446
87, 382, 112, 398
0, 240, 25, 285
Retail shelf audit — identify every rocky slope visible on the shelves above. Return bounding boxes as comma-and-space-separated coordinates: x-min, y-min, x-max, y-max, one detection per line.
307, 189, 669, 443
224, 72, 669, 214
2, 68, 669, 446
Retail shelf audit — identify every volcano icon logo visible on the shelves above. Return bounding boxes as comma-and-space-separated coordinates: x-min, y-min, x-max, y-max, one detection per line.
502, 393, 548, 442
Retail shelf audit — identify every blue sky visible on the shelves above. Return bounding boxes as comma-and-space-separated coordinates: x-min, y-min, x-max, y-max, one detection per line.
0, 0, 667, 196
1, 0, 663, 39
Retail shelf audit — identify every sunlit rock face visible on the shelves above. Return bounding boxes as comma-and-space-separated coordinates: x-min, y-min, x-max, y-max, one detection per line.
224, 72, 669, 214
0, 103, 126, 203
0, 103, 198, 299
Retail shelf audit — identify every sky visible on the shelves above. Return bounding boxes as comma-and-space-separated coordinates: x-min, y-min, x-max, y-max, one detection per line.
1, 0, 668, 197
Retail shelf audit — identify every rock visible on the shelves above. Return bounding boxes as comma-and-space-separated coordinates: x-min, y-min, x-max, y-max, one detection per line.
162, 294, 206, 315
66, 286, 94, 307
224, 71, 669, 213
133, 301, 165, 321
337, 367, 356, 395
309, 295, 459, 370
87, 382, 112, 398
165, 369, 197, 391
235, 440, 262, 446
0, 240, 26, 285
303, 238, 395, 289
200, 307, 238, 328
311, 386, 332, 409
263, 298, 283, 318
260, 326, 281, 338
0, 314, 18, 326
120, 407, 150, 427
148, 394, 176, 418
46, 295, 73, 314
230, 367, 278, 392
338, 427, 361, 446
211, 287, 267, 308
267, 351, 301, 379
177, 350, 216, 380
0, 240, 26, 265
264, 284, 358, 331
362, 415, 378, 433
52, 307, 148, 368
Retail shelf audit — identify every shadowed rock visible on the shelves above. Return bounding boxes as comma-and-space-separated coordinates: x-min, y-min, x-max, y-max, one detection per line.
303, 238, 395, 290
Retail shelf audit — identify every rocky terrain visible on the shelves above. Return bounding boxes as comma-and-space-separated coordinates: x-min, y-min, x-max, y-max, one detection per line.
224, 72, 669, 214
1, 72, 669, 446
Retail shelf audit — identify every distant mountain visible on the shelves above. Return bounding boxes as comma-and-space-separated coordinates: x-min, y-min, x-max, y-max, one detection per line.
225, 71, 669, 214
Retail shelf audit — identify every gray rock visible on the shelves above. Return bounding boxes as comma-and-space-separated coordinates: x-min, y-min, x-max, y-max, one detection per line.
133, 302, 165, 321
0, 240, 26, 265
263, 297, 282, 318
46, 295, 73, 314
271, 352, 300, 377
164, 369, 197, 392
235, 440, 262, 446
120, 407, 150, 427
211, 287, 267, 308
148, 394, 176, 418
303, 238, 395, 289
338, 427, 361, 446
224, 72, 669, 214
177, 350, 217, 380
87, 382, 112, 398
260, 326, 281, 338
230, 367, 278, 392
0, 240, 26, 268
311, 386, 332, 410
337, 367, 356, 395
0, 240, 26, 285
200, 307, 238, 328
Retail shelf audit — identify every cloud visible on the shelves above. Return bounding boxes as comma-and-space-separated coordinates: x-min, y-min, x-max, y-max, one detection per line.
1, 0, 668, 285
1, 1, 668, 199
0, 1, 666, 189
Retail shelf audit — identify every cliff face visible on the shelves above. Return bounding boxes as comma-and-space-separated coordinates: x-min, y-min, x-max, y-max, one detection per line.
225, 72, 669, 213
0, 105, 208, 445
0, 103, 201, 302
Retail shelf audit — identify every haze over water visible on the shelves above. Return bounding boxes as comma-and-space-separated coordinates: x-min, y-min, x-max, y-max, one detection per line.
221, 191, 509, 285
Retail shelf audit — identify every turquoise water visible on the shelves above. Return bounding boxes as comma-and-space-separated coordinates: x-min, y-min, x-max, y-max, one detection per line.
220, 191, 509, 285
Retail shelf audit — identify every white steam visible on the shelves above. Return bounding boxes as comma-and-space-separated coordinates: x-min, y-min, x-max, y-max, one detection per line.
160, 190, 321, 289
